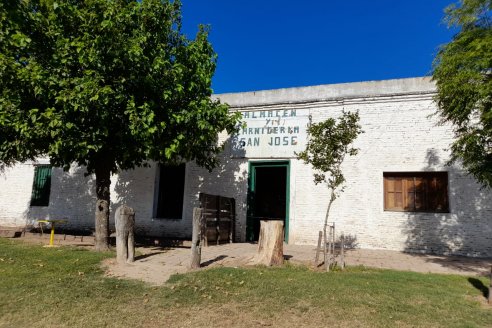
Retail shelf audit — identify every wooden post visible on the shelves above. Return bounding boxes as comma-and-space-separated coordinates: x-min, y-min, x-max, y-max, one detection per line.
331, 223, 336, 261
215, 195, 220, 245
489, 265, 492, 304
323, 226, 328, 271
314, 230, 322, 266
230, 198, 236, 243
127, 221, 135, 262
323, 223, 336, 271
340, 233, 345, 270
254, 220, 284, 266
115, 205, 135, 264
190, 207, 204, 269
326, 225, 334, 272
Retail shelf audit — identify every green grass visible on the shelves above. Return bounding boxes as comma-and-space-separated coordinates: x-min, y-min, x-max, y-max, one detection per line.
0, 238, 491, 327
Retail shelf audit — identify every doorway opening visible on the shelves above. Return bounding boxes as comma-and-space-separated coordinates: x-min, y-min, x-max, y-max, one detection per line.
247, 161, 290, 242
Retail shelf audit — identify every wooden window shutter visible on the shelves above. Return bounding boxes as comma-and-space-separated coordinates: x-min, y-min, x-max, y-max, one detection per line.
384, 176, 405, 211
383, 172, 449, 212
434, 175, 448, 211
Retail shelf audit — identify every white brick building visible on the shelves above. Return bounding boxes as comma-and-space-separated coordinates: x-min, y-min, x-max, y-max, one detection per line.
1, 77, 491, 257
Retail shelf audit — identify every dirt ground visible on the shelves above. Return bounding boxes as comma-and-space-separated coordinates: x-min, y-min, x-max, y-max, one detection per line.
10, 232, 492, 285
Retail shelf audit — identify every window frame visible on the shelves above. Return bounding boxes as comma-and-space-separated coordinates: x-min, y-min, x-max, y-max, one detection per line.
30, 165, 52, 207
383, 172, 449, 213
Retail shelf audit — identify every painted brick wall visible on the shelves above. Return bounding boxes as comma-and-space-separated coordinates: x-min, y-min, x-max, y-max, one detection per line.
289, 95, 492, 257
1, 161, 97, 230
0, 163, 36, 227
1, 77, 491, 257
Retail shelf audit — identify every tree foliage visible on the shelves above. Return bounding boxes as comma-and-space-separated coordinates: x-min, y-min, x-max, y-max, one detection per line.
297, 112, 362, 195
297, 111, 362, 228
0, 0, 240, 250
433, 0, 492, 188
297, 111, 362, 269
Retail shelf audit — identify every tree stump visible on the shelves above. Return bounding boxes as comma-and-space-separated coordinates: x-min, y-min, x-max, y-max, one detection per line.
254, 220, 284, 266
115, 205, 135, 264
190, 207, 204, 269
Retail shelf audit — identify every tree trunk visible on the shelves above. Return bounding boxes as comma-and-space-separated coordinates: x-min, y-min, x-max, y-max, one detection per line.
324, 188, 335, 228
95, 165, 111, 251
254, 220, 284, 266
323, 188, 335, 269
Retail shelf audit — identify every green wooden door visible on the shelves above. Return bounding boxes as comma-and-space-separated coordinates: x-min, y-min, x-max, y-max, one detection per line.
247, 161, 290, 242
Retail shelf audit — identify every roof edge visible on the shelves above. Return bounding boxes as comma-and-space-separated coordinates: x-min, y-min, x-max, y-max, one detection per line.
213, 76, 435, 107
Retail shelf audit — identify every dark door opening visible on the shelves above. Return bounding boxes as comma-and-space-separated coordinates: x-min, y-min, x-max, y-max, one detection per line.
247, 161, 289, 242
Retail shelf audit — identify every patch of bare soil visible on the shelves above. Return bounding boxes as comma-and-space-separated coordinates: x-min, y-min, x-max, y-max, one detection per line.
102, 245, 258, 285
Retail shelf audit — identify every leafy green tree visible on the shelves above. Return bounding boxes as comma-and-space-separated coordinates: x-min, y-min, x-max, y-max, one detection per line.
296, 111, 362, 262
0, 0, 240, 251
433, 0, 492, 188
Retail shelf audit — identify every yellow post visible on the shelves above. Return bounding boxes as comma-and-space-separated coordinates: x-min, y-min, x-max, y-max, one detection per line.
38, 219, 67, 247
49, 223, 55, 246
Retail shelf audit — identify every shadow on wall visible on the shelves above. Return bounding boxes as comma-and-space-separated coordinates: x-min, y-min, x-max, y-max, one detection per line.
339, 233, 359, 250
404, 149, 492, 258
113, 165, 153, 236
24, 165, 96, 234
113, 171, 137, 208
112, 136, 248, 240
195, 136, 248, 241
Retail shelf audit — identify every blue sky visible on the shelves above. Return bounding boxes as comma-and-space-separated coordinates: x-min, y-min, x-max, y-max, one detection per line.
181, 1, 457, 94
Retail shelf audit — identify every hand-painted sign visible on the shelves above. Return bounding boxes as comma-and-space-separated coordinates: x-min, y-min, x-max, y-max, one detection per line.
231, 109, 309, 158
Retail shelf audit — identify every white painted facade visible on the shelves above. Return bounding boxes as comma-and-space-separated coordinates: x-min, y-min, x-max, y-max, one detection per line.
1, 77, 491, 257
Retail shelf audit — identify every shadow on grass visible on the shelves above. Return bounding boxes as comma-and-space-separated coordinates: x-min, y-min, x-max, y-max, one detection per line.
468, 277, 489, 299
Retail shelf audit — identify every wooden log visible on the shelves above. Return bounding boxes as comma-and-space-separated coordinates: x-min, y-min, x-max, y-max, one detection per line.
115, 205, 135, 264
254, 220, 284, 266
190, 207, 204, 269
127, 224, 135, 263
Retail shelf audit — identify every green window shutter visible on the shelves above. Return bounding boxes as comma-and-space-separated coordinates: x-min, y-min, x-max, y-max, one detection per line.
30, 165, 52, 207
